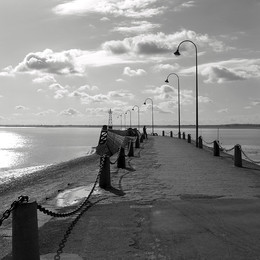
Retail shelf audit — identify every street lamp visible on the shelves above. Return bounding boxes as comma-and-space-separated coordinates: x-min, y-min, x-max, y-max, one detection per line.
125, 110, 132, 128
132, 105, 140, 131
174, 40, 199, 147
144, 97, 154, 135
165, 72, 181, 139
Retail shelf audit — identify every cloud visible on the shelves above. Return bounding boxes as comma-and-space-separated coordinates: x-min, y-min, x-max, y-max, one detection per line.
35, 109, 56, 116
174, 1, 196, 11
53, 0, 164, 18
181, 58, 260, 83
32, 75, 56, 84
59, 108, 81, 116
103, 30, 227, 56
217, 108, 228, 113
153, 63, 180, 72
199, 96, 213, 103
113, 21, 160, 35
123, 66, 146, 77
15, 105, 29, 110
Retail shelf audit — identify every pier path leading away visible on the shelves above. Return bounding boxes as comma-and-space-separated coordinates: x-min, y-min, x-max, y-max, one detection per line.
28, 136, 260, 259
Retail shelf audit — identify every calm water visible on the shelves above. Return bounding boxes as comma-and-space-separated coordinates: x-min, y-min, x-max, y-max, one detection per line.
0, 126, 259, 185
0, 127, 100, 185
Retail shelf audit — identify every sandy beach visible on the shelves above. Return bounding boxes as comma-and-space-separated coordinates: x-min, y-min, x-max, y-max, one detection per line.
1, 136, 260, 259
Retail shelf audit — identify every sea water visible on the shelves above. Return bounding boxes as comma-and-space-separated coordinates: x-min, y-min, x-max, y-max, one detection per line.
0, 126, 259, 185
0, 127, 100, 185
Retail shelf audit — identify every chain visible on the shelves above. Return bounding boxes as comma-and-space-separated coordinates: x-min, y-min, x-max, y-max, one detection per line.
241, 149, 260, 164
0, 195, 29, 227
37, 156, 106, 218
110, 149, 120, 164
53, 156, 106, 259
202, 137, 215, 145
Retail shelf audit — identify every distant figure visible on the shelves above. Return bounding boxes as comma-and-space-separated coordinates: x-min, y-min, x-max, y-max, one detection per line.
143, 125, 148, 139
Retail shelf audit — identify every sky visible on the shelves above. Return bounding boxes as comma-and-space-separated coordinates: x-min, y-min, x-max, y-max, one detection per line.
0, 0, 259, 126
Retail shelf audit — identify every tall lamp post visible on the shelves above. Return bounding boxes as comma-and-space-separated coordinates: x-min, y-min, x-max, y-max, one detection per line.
165, 72, 181, 139
132, 105, 140, 130
125, 110, 132, 128
144, 97, 154, 135
174, 40, 199, 147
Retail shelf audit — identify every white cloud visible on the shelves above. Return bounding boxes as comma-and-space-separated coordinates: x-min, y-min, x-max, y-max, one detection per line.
35, 109, 56, 116
174, 1, 196, 11
217, 108, 228, 113
53, 0, 164, 18
123, 66, 146, 77
15, 105, 29, 110
59, 108, 81, 116
199, 96, 213, 103
113, 21, 160, 35
33, 75, 56, 84
153, 63, 180, 72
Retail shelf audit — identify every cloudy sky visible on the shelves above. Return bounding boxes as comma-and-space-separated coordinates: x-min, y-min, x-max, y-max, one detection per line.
0, 0, 259, 126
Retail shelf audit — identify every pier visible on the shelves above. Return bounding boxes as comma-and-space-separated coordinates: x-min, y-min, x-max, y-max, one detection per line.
1, 133, 260, 259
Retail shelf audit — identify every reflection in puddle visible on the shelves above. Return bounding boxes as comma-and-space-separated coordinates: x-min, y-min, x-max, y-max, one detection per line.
56, 185, 102, 207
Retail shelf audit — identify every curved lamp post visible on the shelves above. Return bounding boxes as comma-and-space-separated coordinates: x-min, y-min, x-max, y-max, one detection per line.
174, 40, 199, 147
132, 105, 140, 130
165, 72, 181, 139
144, 97, 154, 135
125, 110, 132, 128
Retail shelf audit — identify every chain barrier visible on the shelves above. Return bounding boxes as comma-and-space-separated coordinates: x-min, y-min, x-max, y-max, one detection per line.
0, 195, 29, 227
241, 149, 260, 164
110, 149, 120, 164
201, 137, 215, 146
37, 155, 105, 218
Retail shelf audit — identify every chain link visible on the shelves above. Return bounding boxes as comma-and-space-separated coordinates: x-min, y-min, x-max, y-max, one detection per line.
0, 195, 29, 227
241, 149, 260, 164
53, 155, 106, 259
37, 155, 105, 218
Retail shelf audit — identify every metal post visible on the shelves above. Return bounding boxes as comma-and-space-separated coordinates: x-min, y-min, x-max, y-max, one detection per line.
170, 131, 173, 138
162, 130, 165, 136
99, 155, 111, 188
187, 134, 191, 143
234, 145, 242, 167
117, 147, 126, 169
182, 132, 186, 140
135, 136, 140, 148
198, 136, 203, 148
213, 140, 220, 156
128, 141, 134, 157
12, 201, 40, 260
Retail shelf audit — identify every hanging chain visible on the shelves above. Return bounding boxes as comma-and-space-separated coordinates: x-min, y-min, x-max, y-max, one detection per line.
0, 195, 29, 227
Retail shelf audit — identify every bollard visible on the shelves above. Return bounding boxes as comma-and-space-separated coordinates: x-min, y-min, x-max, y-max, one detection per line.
162, 130, 165, 136
198, 136, 203, 148
213, 140, 220, 156
140, 134, 144, 143
187, 134, 191, 143
12, 201, 40, 260
182, 132, 186, 140
117, 147, 126, 169
99, 155, 111, 188
128, 141, 134, 157
178, 132, 181, 139
234, 144, 242, 167
135, 137, 140, 148
170, 131, 173, 138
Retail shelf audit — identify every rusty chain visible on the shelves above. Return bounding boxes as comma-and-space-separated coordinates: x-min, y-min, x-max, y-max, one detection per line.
0, 195, 29, 227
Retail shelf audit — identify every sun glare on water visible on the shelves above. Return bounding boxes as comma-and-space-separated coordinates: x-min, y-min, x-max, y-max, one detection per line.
0, 131, 27, 169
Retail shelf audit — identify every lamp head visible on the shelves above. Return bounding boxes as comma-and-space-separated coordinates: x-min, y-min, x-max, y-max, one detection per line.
165, 78, 169, 83
174, 49, 181, 56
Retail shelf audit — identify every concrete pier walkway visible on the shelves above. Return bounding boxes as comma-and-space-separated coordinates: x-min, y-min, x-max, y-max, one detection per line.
21, 136, 260, 259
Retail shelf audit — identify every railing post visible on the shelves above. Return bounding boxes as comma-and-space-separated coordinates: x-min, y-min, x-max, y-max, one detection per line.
187, 134, 191, 143
198, 136, 203, 148
128, 141, 134, 157
182, 132, 186, 140
162, 130, 165, 136
213, 141, 220, 156
140, 134, 144, 143
135, 137, 140, 148
234, 144, 242, 167
99, 155, 111, 188
12, 201, 40, 260
170, 131, 173, 138
117, 147, 126, 169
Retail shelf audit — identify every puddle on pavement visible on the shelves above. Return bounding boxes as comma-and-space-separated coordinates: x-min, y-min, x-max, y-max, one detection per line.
41, 253, 83, 260
56, 185, 102, 207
